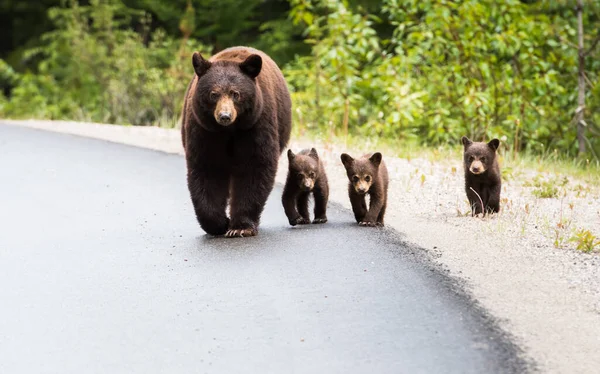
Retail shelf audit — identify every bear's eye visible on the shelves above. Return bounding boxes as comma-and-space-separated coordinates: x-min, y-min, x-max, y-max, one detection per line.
468, 156, 475, 162
352, 175, 359, 183
365, 176, 371, 182
309, 172, 315, 178
209, 91, 219, 101
481, 157, 486, 163
231, 90, 240, 100
297, 173, 304, 179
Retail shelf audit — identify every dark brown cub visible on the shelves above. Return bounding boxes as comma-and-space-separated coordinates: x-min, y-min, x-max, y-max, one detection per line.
282, 148, 329, 226
340, 152, 389, 227
461, 136, 501, 216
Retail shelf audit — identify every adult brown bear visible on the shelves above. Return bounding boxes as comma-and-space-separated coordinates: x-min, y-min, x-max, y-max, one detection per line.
181, 46, 292, 237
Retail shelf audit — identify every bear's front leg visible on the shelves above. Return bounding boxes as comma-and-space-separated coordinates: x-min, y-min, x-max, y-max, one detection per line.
227, 149, 278, 237
360, 190, 384, 227
376, 201, 386, 226
296, 192, 311, 224
349, 188, 367, 223
187, 168, 230, 236
312, 185, 328, 224
282, 185, 308, 226
486, 183, 501, 214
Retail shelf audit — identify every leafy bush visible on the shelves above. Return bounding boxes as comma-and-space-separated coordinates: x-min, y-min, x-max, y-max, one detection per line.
1, 0, 599, 160
285, 0, 600, 158
1, 0, 209, 127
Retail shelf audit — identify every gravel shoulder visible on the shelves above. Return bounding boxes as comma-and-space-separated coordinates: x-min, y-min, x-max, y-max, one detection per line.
4, 119, 600, 373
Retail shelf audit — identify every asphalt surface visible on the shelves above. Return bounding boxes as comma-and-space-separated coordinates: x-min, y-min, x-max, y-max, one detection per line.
0, 124, 528, 373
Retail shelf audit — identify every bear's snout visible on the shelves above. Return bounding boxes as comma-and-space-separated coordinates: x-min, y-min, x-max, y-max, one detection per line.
214, 96, 237, 126
469, 160, 486, 175
302, 179, 314, 191
354, 183, 368, 194
218, 112, 231, 123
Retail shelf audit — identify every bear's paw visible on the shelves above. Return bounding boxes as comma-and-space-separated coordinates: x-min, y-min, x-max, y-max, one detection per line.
224, 228, 258, 238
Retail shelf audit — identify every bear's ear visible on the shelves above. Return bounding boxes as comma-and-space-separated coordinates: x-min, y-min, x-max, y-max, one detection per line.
287, 149, 295, 162
340, 153, 354, 169
192, 52, 211, 77
461, 136, 473, 148
240, 54, 262, 79
309, 148, 319, 161
369, 152, 382, 167
488, 138, 500, 151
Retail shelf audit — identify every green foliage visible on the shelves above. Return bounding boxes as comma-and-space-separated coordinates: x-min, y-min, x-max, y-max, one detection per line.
1, 0, 599, 161
120, 0, 306, 64
0, 58, 17, 86
178, 0, 195, 37
570, 228, 600, 253
288, 0, 423, 139
1, 0, 209, 126
525, 175, 569, 198
0, 58, 18, 101
286, 0, 600, 158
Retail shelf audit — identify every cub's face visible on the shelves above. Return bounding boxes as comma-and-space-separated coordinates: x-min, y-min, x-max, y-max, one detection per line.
340, 152, 382, 195
288, 149, 320, 191
461, 136, 499, 175
192, 52, 261, 128
350, 173, 373, 195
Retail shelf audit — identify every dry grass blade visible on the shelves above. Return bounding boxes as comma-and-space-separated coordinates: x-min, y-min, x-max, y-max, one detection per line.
469, 187, 484, 216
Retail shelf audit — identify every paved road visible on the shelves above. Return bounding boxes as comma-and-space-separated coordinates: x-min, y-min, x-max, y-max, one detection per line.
0, 124, 528, 373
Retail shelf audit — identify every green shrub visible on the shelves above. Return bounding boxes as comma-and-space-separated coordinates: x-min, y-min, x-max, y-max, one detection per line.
1, 0, 210, 127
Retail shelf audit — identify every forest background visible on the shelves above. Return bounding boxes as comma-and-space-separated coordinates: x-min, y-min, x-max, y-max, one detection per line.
1, 0, 599, 162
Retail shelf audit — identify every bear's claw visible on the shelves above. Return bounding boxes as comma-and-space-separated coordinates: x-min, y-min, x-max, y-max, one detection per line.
312, 217, 327, 224
290, 217, 310, 226
224, 228, 257, 238
359, 221, 377, 227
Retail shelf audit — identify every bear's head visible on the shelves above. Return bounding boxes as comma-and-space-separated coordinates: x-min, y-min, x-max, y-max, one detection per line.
191, 51, 263, 131
461, 136, 499, 175
340, 152, 382, 195
288, 148, 320, 191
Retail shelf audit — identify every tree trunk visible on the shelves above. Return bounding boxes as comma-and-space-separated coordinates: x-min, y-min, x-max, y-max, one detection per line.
576, 0, 586, 155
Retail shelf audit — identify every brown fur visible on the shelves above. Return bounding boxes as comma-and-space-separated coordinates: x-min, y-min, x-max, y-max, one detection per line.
282, 148, 329, 225
461, 136, 501, 216
340, 152, 389, 226
181, 46, 292, 237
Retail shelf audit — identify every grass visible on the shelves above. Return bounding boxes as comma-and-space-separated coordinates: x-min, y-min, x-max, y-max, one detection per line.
570, 228, 600, 253
523, 175, 569, 198
501, 149, 600, 187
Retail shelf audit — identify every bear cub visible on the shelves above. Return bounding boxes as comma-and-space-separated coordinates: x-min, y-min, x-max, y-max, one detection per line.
461, 136, 501, 216
282, 148, 329, 226
340, 152, 389, 227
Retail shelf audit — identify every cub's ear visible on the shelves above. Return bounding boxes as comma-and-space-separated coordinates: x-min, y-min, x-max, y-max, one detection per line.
309, 148, 319, 160
340, 153, 354, 169
240, 54, 262, 79
192, 52, 211, 77
488, 138, 500, 151
369, 152, 382, 167
287, 149, 295, 162
461, 136, 473, 148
